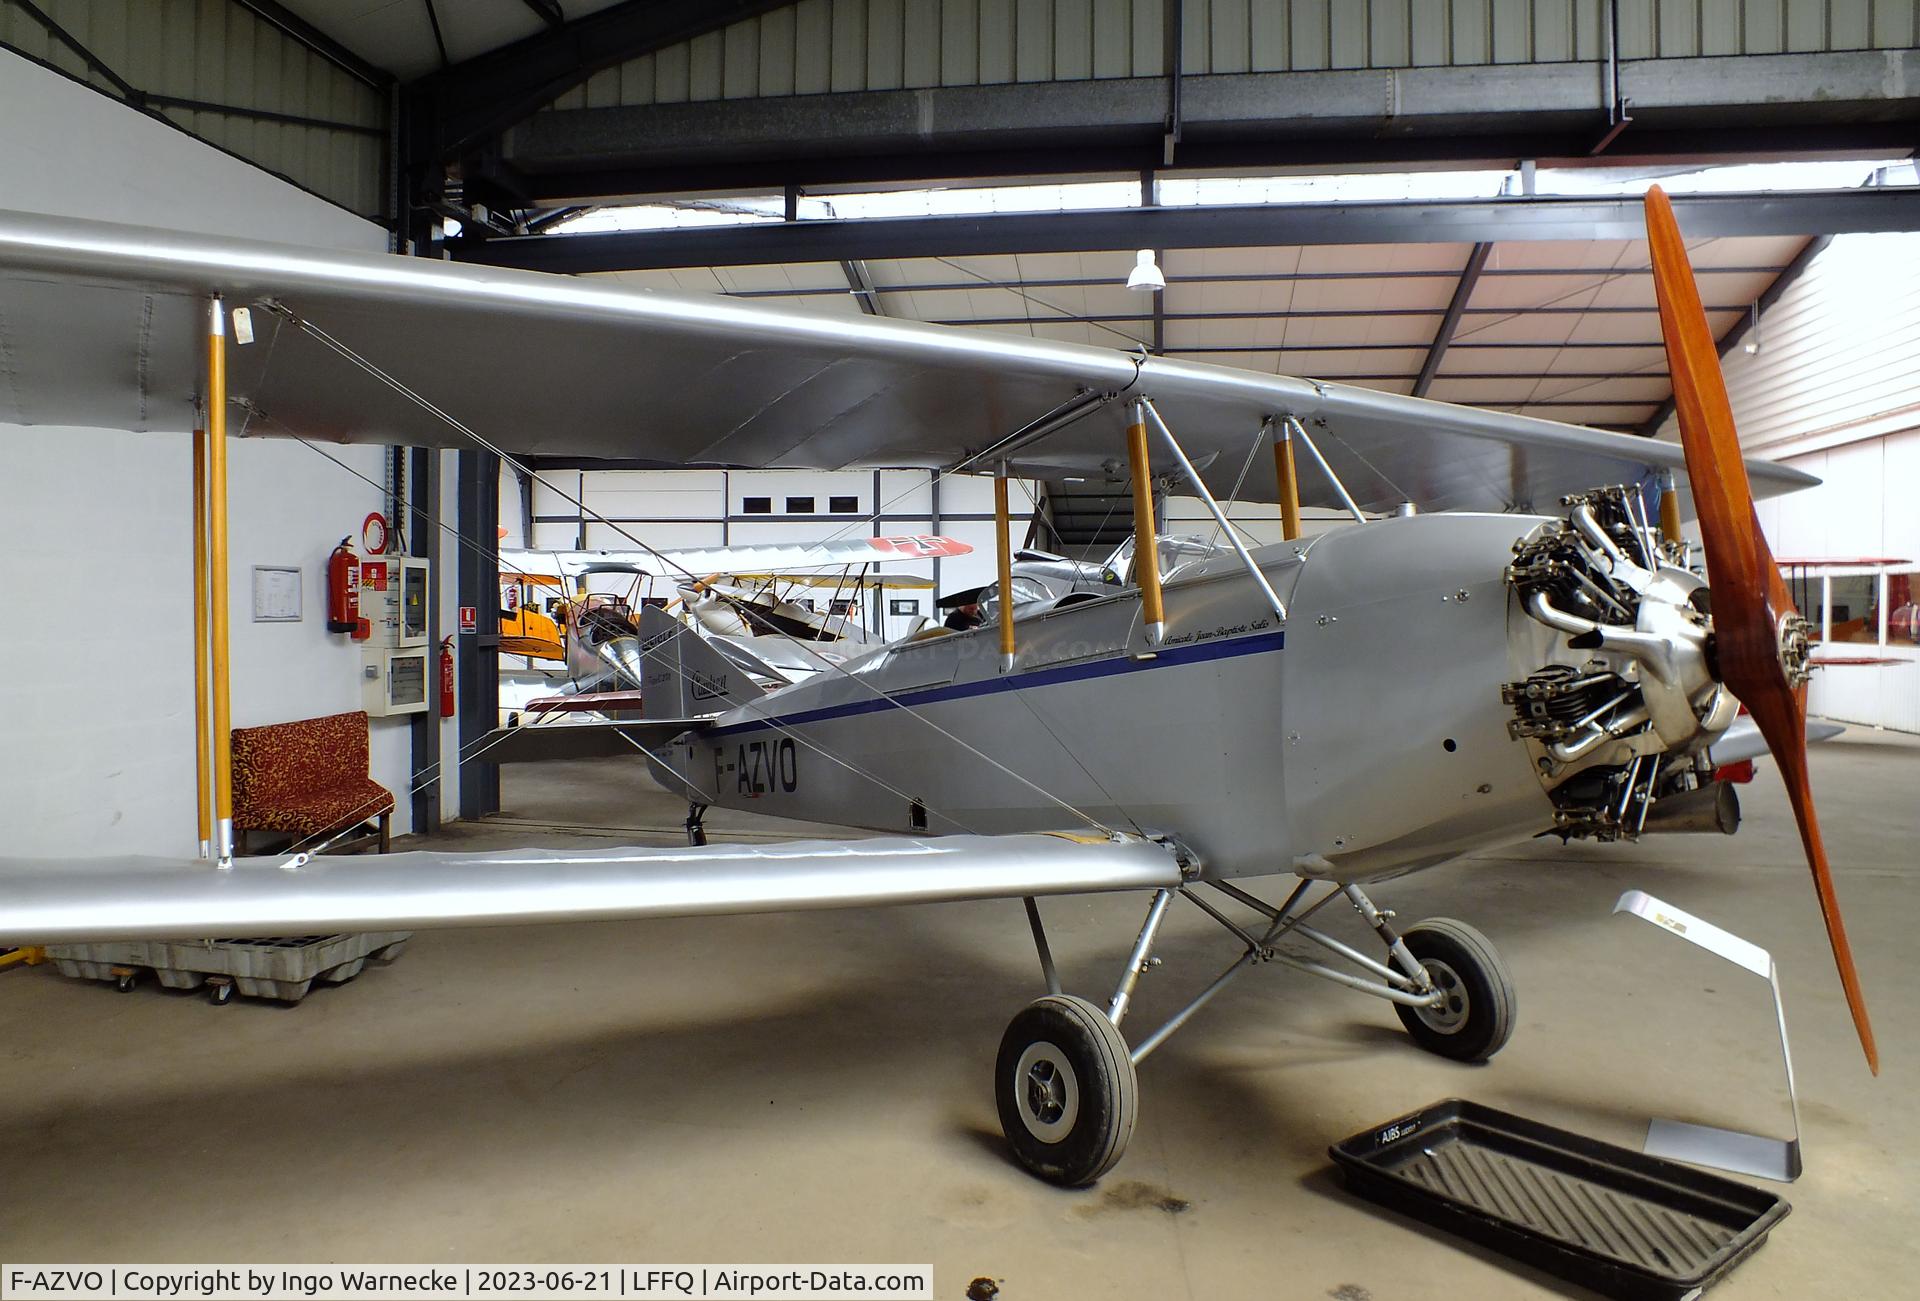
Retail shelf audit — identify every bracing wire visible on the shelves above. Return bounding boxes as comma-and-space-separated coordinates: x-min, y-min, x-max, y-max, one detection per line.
274, 430, 994, 855
261, 308, 1119, 839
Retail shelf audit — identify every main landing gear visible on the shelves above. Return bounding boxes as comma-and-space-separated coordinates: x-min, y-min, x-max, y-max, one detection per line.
993, 880, 1516, 1187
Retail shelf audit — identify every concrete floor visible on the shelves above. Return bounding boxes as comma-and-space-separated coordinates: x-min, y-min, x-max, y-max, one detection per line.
2, 734, 1915, 1299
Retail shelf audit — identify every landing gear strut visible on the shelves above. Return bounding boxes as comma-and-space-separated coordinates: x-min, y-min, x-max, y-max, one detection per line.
994, 880, 1516, 1185
684, 803, 708, 847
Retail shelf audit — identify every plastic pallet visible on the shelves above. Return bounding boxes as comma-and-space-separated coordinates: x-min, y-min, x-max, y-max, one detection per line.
48, 932, 411, 1003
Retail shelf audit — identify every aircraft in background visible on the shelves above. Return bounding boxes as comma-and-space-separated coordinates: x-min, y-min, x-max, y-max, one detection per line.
493, 537, 972, 719
0, 190, 1876, 1188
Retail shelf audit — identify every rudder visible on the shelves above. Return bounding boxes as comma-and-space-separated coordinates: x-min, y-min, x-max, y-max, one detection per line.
639, 605, 766, 717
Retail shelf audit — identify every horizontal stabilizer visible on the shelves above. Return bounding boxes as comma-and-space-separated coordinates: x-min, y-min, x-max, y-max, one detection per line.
1712, 716, 1846, 767
0, 833, 1183, 945
478, 718, 708, 763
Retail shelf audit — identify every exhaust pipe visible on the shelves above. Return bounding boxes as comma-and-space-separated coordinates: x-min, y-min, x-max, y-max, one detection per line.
1642, 781, 1741, 835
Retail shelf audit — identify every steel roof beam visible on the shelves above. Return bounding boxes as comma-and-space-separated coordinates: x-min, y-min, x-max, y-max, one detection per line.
230, 0, 393, 87
458, 189, 1920, 273
712, 265, 1782, 298
1171, 341, 1670, 352
841, 259, 884, 316
928, 304, 1743, 326
498, 51, 1920, 199
1635, 233, 1834, 437
407, 0, 800, 162
1413, 243, 1492, 398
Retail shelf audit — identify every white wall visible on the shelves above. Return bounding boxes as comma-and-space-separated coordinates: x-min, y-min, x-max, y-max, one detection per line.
0, 51, 454, 855
1660, 230, 1920, 732
513, 466, 1037, 639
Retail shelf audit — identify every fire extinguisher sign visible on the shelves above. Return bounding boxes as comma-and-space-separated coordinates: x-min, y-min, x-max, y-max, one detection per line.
458, 605, 477, 634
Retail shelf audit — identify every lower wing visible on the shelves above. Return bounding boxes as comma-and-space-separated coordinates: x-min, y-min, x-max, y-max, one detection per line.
0, 833, 1183, 945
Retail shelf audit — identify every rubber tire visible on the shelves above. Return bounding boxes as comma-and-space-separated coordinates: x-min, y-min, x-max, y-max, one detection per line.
1393, 918, 1516, 1063
995, 995, 1138, 1187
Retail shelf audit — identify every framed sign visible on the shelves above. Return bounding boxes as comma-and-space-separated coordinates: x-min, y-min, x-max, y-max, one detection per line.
252, 566, 303, 622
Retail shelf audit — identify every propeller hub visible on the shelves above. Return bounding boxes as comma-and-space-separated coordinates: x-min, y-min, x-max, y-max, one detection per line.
1777, 611, 1813, 689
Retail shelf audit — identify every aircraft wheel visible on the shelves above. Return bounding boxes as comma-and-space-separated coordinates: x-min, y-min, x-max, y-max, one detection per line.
1394, 918, 1515, 1063
994, 994, 1136, 1187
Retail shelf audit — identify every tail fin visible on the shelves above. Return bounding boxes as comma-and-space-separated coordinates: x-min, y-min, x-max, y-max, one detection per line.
639, 605, 767, 716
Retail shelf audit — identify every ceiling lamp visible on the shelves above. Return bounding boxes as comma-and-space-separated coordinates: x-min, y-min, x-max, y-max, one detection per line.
1125, 249, 1165, 293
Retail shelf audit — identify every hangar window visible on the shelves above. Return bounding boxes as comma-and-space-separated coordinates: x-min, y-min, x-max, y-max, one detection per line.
829, 496, 858, 514
786, 496, 816, 514
829, 599, 855, 616
742, 496, 771, 514
890, 599, 919, 616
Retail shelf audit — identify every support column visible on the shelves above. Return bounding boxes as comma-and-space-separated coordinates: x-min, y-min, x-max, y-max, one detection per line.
408, 446, 443, 834
456, 448, 501, 821
191, 428, 212, 859
206, 299, 234, 865
1126, 403, 1166, 647
1273, 417, 1302, 542
994, 465, 1016, 672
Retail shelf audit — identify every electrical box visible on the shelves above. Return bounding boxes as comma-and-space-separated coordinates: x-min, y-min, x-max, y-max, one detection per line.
359, 556, 431, 648
362, 646, 430, 717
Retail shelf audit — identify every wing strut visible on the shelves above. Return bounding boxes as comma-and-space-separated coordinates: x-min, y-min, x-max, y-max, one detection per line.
994, 464, 1018, 672
1141, 400, 1287, 623
207, 296, 235, 867
1272, 417, 1304, 541
1284, 415, 1368, 525
1126, 401, 1167, 646
191, 426, 212, 860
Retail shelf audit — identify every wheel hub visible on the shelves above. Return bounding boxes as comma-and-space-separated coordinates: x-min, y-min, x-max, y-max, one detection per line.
1413, 958, 1470, 1035
1013, 1042, 1079, 1142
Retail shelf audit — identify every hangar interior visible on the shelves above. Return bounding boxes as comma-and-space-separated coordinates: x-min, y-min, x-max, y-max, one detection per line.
2, 3, 1918, 1298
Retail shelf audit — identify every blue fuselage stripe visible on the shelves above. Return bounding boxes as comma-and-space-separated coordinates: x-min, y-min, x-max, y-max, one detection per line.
705, 629, 1286, 739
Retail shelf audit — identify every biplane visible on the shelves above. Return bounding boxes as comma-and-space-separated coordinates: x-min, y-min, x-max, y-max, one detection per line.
494, 537, 971, 718
0, 190, 1875, 1187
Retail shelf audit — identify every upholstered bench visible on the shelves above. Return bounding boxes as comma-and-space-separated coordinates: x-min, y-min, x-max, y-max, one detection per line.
231, 710, 395, 855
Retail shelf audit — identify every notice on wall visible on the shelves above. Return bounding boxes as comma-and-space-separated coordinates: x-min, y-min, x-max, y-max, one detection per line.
251, 566, 302, 623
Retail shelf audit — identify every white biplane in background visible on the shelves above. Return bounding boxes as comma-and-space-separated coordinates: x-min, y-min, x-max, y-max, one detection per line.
0, 191, 1876, 1187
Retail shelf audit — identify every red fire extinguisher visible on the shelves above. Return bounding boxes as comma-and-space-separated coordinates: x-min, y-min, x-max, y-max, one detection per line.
326, 538, 361, 634
439, 636, 457, 718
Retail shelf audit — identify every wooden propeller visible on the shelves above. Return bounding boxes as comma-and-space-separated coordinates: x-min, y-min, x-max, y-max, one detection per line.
1645, 186, 1878, 1075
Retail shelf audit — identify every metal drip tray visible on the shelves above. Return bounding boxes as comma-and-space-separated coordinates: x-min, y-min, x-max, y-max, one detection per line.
1329, 1099, 1788, 1300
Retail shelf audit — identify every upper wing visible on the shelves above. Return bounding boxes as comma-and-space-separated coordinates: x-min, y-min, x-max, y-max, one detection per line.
0, 207, 1815, 513
0, 832, 1182, 944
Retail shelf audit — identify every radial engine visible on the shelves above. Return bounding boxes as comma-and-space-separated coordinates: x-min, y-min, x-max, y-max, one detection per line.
1504, 486, 1747, 842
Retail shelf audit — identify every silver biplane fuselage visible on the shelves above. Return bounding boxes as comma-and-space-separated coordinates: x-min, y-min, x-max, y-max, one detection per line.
648, 505, 1728, 887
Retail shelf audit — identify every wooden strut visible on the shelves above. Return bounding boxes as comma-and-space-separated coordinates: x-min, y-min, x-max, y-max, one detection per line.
192, 428, 212, 859
1126, 406, 1166, 646
1657, 471, 1683, 547
208, 299, 234, 866
1273, 417, 1303, 542
994, 466, 1016, 672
